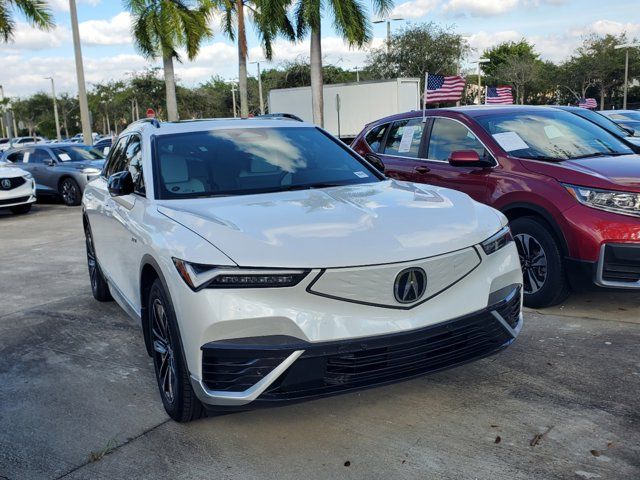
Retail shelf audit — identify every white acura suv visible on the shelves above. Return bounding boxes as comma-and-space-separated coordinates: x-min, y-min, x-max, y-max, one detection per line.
0, 162, 36, 214
83, 118, 523, 422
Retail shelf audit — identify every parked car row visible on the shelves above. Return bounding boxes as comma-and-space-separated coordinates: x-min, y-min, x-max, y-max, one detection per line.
0, 143, 105, 209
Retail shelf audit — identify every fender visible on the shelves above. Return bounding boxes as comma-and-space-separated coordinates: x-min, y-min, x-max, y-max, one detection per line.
501, 201, 570, 257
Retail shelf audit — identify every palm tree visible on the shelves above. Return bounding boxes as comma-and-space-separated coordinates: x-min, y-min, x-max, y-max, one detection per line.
294, 0, 392, 127
216, 0, 293, 117
125, 0, 213, 121
0, 0, 54, 42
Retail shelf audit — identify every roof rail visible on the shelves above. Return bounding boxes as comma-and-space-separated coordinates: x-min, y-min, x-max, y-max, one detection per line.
257, 113, 304, 122
130, 118, 161, 128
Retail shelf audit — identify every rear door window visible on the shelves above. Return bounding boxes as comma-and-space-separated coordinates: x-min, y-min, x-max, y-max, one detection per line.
383, 119, 425, 158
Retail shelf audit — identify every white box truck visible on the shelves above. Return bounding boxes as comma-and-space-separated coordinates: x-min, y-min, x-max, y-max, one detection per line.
267, 78, 421, 139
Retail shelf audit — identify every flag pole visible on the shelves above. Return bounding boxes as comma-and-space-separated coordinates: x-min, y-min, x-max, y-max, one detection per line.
422, 72, 428, 123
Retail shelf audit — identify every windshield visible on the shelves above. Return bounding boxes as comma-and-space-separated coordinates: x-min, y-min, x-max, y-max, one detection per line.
52, 146, 104, 162
154, 126, 381, 199
476, 110, 634, 161
571, 109, 632, 138
610, 111, 640, 122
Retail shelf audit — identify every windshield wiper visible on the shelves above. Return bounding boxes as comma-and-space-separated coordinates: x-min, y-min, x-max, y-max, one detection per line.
570, 152, 629, 160
518, 155, 562, 162
279, 182, 351, 191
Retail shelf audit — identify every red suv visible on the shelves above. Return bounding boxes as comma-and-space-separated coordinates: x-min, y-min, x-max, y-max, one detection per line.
352, 106, 640, 307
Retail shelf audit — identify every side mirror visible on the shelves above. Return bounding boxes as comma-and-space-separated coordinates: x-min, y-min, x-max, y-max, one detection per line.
364, 153, 386, 174
47, 159, 56, 167
108, 171, 134, 197
448, 150, 492, 168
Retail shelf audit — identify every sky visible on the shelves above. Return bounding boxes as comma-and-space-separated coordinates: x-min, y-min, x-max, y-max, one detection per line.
0, 0, 638, 97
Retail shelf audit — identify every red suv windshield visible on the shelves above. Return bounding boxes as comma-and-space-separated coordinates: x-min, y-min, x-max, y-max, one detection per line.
475, 110, 633, 161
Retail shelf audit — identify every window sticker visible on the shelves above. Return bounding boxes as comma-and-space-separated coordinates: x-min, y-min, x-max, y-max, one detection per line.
198, 146, 208, 152
58, 153, 71, 161
544, 125, 563, 139
398, 126, 419, 153
492, 132, 529, 152
353, 171, 368, 178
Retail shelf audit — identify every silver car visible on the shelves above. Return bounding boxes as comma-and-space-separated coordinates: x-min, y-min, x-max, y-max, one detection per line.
2, 143, 105, 206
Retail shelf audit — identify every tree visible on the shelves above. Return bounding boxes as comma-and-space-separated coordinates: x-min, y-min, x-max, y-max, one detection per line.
0, 0, 54, 42
481, 40, 538, 80
216, 0, 294, 117
493, 55, 539, 104
365, 22, 469, 103
294, 0, 392, 127
575, 33, 639, 109
125, 0, 213, 121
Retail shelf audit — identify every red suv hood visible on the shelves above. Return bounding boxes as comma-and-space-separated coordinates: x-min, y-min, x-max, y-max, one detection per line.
520, 154, 640, 192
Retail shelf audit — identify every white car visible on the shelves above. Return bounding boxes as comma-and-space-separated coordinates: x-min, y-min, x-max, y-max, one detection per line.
0, 164, 36, 214
83, 118, 523, 422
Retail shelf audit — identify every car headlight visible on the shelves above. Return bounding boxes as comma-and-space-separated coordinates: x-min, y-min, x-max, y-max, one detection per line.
481, 226, 514, 255
82, 167, 101, 174
172, 258, 310, 291
23, 172, 33, 180
564, 184, 640, 218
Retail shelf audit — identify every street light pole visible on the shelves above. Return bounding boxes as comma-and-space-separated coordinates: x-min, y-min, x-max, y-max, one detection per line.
614, 43, 640, 110
231, 83, 238, 118
250, 61, 265, 115
475, 58, 490, 105
373, 17, 404, 52
45, 77, 61, 141
69, 0, 93, 145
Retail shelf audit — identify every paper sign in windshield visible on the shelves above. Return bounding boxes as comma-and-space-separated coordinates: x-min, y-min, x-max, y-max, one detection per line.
398, 126, 419, 153
544, 125, 563, 139
492, 132, 529, 152
58, 153, 71, 161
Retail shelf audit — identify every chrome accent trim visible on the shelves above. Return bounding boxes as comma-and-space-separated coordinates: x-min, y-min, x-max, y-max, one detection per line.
595, 243, 640, 289
190, 350, 304, 406
490, 286, 523, 338
103, 268, 142, 321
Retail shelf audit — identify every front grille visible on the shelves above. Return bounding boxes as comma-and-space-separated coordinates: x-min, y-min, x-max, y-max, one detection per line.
0, 195, 29, 206
602, 244, 640, 283
263, 308, 515, 401
202, 349, 289, 392
494, 287, 521, 328
0, 177, 26, 190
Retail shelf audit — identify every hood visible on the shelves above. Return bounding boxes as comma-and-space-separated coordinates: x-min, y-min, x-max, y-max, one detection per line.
157, 180, 503, 268
0, 165, 29, 178
521, 154, 640, 192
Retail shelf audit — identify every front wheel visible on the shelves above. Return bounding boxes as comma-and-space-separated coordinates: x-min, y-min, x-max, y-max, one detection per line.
148, 279, 204, 422
510, 216, 570, 308
60, 178, 81, 206
84, 220, 112, 302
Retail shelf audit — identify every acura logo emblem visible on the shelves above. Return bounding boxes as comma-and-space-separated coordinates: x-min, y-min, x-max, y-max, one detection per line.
394, 267, 427, 304
1, 179, 11, 190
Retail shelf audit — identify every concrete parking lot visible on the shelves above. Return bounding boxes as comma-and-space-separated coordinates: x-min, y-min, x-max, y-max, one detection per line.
1, 203, 639, 480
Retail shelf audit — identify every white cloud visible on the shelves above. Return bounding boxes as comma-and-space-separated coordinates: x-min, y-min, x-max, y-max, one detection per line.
443, 0, 520, 16
79, 12, 133, 46
7, 22, 69, 50
575, 20, 640, 38
391, 0, 439, 20
48, 0, 102, 12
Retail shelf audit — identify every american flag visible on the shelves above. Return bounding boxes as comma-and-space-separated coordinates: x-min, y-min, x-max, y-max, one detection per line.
578, 97, 597, 109
424, 74, 466, 104
486, 86, 514, 105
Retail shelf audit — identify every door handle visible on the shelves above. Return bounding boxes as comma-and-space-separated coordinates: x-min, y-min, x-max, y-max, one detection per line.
414, 166, 430, 174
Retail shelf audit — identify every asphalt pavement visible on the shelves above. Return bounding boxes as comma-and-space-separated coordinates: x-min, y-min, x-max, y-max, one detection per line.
1, 203, 638, 480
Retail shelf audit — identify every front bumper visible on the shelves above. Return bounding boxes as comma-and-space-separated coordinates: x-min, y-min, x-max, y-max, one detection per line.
190, 285, 522, 409
0, 177, 36, 208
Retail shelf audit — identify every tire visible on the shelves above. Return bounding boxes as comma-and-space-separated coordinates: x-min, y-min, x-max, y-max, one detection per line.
60, 178, 81, 206
10, 203, 32, 214
84, 219, 112, 302
148, 279, 205, 422
510, 216, 570, 308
